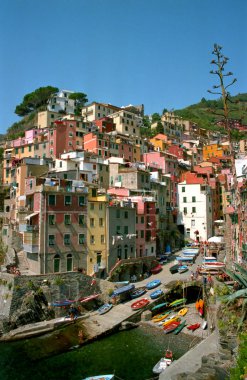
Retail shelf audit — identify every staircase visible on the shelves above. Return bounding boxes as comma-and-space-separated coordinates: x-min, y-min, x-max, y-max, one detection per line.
17, 250, 30, 275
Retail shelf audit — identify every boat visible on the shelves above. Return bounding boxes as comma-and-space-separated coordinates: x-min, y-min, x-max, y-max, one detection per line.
174, 320, 186, 335
152, 357, 172, 374
82, 375, 114, 380
112, 281, 130, 286
50, 299, 75, 307
152, 311, 171, 323
131, 298, 150, 310
151, 264, 163, 274
163, 321, 180, 334
159, 313, 176, 326
202, 320, 208, 330
178, 265, 188, 273
182, 248, 199, 254
202, 256, 217, 263
146, 279, 161, 290
202, 262, 225, 270
150, 289, 163, 299
176, 256, 195, 263
169, 298, 187, 307
151, 302, 169, 312
177, 307, 188, 316
187, 322, 200, 331
111, 283, 135, 297
162, 316, 180, 327
79, 294, 100, 303
169, 264, 179, 274
130, 287, 147, 299
97, 303, 113, 315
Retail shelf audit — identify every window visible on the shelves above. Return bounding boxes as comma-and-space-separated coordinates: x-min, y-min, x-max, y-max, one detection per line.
182, 186, 185, 192
192, 196, 196, 202
78, 196, 85, 206
21, 147, 24, 153
54, 254, 60, 272
116, 209, 120, 218
183, 197, 187, 203
101, 235, 105, 244
141, 230, 144, 238
99, 203, 103, 210
64, 234, 71, 245
65, 195, 72, 206
48, 214, 55, 225
90, 235, 95, 244
67, 253, 73, 272
48, 195, 56, 206
141, 216, 144, 224
192, 207, 196, 213
99, 218, 104, 227
49, 235, 55, 246
124, 226, 128, 234
78, 214, 85, 225
191, 219, 195, 227
116, 226, 121, 234
90, 218, 95, 227
79, 234, 85, 244
64, 214, 71, 225
184, 207, 187, 214
28, 146, 32, 152
124, 211, 128, 219
117, 245, 122, 260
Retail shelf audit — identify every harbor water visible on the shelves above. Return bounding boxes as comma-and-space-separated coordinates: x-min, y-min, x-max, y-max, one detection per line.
0, 324, 202, 380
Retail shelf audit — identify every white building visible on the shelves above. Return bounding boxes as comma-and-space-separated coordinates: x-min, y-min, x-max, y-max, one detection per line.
47, 90, 75, 114
177, 182, 213, 242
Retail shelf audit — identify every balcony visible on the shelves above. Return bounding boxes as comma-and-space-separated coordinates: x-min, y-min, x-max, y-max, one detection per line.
23, 230, 39, 253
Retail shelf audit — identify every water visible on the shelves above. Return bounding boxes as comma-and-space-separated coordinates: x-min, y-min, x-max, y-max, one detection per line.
0, 324, 202, 380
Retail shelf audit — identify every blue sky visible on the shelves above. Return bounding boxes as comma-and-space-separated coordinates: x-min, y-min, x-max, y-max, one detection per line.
0, 0, 246, 134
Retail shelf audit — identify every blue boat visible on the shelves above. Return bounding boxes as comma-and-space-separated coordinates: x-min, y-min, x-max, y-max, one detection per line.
112, 283, 135, 297
150, 289, 163, 299
146, 279, 161, 290
176, 256, 195, 262
178, 265, 188, 273
50, 299, 74, 307
82, 375, 114, 380
130, 287, 147, 299
151, 302, 169, 312
97, 303, 113, 315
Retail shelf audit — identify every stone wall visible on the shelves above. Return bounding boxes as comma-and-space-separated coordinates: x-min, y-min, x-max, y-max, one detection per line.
0, 271, 115, 321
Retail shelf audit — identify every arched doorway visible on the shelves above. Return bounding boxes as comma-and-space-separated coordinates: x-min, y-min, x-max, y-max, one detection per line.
66, 253, 73, 272
54, 254, 60, 273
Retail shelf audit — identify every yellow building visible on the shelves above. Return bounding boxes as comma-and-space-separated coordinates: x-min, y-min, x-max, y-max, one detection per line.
203, 142, 230, 160
87, 188, 108, 276
150, 134, 168, 152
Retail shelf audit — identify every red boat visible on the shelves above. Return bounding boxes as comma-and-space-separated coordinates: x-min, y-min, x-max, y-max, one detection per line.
163, 321, 180, 334
131, 298, 150, 310
79, 294, 100, 303
187, 323, 200, 331
151, 264, 163, 274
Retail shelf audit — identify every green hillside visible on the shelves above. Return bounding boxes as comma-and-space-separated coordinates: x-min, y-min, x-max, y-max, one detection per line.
174, 93, 247, 131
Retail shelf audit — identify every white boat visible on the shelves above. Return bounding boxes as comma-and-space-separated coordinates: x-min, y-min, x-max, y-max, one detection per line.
153, 357, 172, 374
182, 248, 199, 254
202, 256, 217, 263
82, 375, 114, 380
202, 261, 225, 270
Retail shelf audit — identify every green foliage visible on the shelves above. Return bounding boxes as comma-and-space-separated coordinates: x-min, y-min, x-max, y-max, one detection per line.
68, 92, 88, 116
151, 113, 161, 123
53, 276, 64, 286
15, 86, 59, 116
230, 332, 247, 379
174, 92, 247, 131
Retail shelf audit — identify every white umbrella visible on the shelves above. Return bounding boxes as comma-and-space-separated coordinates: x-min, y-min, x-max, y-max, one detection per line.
208, 236, 224, 243
214, 220, 224, 223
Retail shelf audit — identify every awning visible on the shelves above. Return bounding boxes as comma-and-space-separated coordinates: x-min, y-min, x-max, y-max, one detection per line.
24, 212, 39, 220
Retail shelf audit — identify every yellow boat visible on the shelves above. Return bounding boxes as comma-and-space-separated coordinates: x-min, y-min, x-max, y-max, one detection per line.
152, 311, 171, 323
177, 307, 188, 316
162, 316, 180, 327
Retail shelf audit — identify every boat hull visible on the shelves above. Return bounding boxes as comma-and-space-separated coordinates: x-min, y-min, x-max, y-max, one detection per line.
131, 298, 150, 310
146, 279, 161, 290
